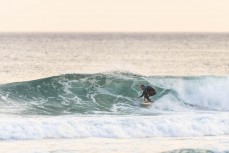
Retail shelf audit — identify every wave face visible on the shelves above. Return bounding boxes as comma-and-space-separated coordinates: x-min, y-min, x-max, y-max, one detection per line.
0, 73, 229, 115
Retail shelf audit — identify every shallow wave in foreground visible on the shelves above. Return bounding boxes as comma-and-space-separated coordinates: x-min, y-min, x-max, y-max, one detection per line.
0, 114, 229, 140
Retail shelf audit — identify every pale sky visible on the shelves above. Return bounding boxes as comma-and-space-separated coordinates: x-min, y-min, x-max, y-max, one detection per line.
0, 0, 229, 32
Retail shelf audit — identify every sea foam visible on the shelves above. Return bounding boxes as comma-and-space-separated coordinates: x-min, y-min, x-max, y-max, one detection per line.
0, 114, 229, 140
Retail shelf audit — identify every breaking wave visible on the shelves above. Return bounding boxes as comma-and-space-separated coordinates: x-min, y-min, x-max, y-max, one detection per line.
0, 73, 228, 115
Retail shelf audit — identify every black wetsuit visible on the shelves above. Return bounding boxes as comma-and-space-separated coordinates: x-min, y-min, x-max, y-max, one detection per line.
139, 86, 156, 101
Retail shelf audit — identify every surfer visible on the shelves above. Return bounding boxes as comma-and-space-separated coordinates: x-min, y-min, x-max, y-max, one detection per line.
139, 85, 156, 102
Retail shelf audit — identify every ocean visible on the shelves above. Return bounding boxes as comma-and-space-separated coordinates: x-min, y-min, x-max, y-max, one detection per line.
0, 33, 229, 153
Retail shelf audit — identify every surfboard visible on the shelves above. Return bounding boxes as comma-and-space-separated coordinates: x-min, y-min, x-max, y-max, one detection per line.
140, 101, 152, 106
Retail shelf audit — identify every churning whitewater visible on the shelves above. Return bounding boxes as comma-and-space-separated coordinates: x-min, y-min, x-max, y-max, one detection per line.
0, 72, 229, 140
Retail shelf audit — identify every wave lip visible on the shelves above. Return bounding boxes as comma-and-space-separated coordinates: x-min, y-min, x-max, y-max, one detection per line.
0, 114, 229, 140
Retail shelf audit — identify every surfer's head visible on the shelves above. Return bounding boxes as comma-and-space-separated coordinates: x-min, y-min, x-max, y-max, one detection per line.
140, 84, 145, 90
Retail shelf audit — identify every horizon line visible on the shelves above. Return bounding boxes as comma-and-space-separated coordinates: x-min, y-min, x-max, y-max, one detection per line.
1, 31, 229, 34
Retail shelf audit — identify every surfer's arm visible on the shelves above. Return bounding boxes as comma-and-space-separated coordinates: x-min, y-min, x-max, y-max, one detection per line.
139, 93, 144, 97
139, 89, 146, 98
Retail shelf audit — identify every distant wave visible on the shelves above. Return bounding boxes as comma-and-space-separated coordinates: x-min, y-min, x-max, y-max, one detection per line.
0, 72, 229, 115
162, 149, 226, 153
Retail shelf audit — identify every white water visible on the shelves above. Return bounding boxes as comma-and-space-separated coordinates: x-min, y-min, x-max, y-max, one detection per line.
0, 114, 229, 140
